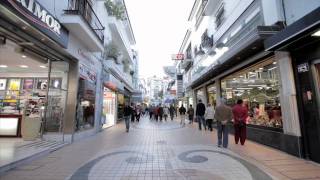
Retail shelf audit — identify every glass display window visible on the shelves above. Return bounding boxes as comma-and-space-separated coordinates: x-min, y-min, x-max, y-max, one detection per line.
221, 57, 282, 129
207, 84, 217, 108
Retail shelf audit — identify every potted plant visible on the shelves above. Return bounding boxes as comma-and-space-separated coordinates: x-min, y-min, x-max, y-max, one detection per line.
103, 43, 121, 64
105, 0, 127, 21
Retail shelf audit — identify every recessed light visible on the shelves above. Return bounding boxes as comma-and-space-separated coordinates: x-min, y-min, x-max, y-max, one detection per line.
273, 62, 277, 64
41, 38, 46, 41
0, 65, 8, 68
312, 30, 320, 37
39, 65, 46, 68
22, 26, 27, 30
259, 67, 263, 70
22, 55, 27, 58
19, 65, 28, 68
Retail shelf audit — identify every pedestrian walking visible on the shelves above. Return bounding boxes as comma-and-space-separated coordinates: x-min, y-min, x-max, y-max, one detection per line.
124, 103, 132, 132
154, 105, 159, 121
214, 99, 233, 148
131, 103, 135, 122
149, 105, 153, 120
135, 105, 141, 122
163, 106, 169, 121
232, 99, 248, 145
159, 105, 164, 121
205, 103, 215, 131
179, 104, 186, 126
169, 104, 175, 121
196, 99, 206, 130
187, 105, 194, 124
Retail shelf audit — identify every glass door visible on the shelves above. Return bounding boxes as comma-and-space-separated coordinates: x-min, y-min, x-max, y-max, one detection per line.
44, 61, 69, 133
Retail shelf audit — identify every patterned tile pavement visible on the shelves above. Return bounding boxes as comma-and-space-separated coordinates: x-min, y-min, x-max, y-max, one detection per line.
1, 116, 320, 180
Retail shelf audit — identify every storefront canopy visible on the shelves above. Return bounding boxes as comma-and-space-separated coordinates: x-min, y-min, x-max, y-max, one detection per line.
264, 7, 320, 51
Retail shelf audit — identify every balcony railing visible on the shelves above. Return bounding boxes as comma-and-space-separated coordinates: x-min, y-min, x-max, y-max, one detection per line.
65, 0, 105, 43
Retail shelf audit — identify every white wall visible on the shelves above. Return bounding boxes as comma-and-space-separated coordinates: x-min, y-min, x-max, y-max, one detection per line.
283, 0, 320, 25
261, 0, 284, 26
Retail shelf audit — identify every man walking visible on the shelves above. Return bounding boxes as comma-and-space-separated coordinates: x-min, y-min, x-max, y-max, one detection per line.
159, 104, 164, 121
169, 104, 175, 121
179, 104, 186, 126
196, 99, 206, 130
187, 105, 194, 124
124, 103, 132, 132
232, 99, 248, 145
214, 99, 233, 148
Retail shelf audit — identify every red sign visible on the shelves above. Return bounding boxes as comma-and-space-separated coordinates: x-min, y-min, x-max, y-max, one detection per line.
171, 54, 184, 60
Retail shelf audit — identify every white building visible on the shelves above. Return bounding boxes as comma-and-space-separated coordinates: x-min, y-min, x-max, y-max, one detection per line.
177, 0, 320, 159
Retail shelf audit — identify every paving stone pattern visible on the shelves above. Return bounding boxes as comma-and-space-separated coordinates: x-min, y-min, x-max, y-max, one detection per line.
1, 116, 320, 179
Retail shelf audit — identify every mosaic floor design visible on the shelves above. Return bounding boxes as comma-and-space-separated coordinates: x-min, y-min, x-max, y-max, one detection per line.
68, 145, 273, 180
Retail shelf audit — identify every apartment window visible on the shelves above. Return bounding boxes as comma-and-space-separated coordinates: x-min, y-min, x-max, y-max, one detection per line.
215, 5, 225, 29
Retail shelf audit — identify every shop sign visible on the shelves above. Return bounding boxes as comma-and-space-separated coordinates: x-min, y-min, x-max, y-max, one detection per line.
297, 63, 309, 73
104, 81, 117, 91
1, 0, 69, 48
79, 63, 96, 84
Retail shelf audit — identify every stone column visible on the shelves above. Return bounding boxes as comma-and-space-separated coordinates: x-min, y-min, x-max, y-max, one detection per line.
276, 51, 301, 136
215, 79, 222, 106
64, 61, 79, 136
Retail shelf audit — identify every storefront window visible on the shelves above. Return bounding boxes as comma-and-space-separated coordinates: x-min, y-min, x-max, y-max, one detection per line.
207, 84, 217, 108
102, 87, 116, 128
76, 64, 96, 131
0, 39, 68, 136
117, 93, 125, 120
221, 57, 282, 128
196, 88, 206, 103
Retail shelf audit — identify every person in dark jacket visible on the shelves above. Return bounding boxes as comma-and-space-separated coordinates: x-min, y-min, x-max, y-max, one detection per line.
169, 104, 175, 121
179, 104, 186, 126
158, 105, 164, 121
124, 103, 132, 132
131, 103, 136, 122
187, 105, 194, 124
196, 99, 206, 130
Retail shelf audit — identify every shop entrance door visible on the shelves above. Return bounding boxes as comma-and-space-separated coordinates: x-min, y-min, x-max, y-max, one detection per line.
302, 61, 320, 162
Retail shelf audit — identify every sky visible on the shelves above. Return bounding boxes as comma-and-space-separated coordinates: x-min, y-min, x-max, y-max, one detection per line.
125, 0, 195, 78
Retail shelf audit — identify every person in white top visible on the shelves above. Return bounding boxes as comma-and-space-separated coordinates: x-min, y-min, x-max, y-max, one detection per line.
205, 103, 215, 131
163, 106, 170, 121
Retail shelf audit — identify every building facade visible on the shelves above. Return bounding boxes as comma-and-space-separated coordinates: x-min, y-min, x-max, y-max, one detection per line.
177, 0, 320, 160
0, 0, 139, 142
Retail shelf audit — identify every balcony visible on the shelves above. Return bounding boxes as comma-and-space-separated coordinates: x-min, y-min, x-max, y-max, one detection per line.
63, 0, 104, 51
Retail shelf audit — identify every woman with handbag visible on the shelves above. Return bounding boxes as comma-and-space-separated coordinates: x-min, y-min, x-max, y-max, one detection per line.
232, 99, 248, 145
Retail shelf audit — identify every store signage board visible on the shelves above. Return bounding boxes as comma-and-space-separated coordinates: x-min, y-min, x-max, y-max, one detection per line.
80, 63, 97, 84
1, 0, 69, 48
297, 63, 309, 73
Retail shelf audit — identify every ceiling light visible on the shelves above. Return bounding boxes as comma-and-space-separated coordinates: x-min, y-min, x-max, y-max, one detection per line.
19, 65, 28, 68
312, 30, 320, 37
259, 67, 263, 70
273, 62, 277, 64
0, 65, 8, 68
22, 55, 27, 58
39, 65, 46, 68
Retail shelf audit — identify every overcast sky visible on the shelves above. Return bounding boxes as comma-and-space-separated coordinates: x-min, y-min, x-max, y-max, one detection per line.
125, 0, 194, 78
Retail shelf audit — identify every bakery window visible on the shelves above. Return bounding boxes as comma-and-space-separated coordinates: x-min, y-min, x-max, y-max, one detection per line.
221, 57, 283, 129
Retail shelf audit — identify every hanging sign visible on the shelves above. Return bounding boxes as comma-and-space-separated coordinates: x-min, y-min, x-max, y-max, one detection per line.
1, 0, 69, 48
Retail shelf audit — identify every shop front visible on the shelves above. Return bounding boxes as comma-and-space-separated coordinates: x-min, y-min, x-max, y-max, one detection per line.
75, 63, 96, 132
102, 81, 118, 128
0, 0, 71, 140
221, 57, 282, 130
265, 7, 320, 162
206, 84, 217, 108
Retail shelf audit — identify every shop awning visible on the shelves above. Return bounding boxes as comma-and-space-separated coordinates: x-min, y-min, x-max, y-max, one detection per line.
104, 81, 118, 91
264, 7, 320, 51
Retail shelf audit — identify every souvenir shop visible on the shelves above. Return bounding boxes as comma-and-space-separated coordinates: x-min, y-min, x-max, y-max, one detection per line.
0, 0, 71, 139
